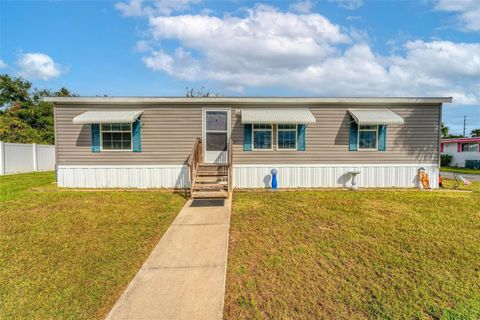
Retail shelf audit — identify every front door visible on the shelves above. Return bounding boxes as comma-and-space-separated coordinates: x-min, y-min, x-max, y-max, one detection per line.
203, 109, 230, 164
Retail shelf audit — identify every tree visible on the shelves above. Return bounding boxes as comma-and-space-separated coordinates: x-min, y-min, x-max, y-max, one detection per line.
0, 74, 75, 144
441, 122, 449, 138
0, 116, 40, 143
185, 86, 221, 97
471, 129, 480, 137
0, 74, 32, 110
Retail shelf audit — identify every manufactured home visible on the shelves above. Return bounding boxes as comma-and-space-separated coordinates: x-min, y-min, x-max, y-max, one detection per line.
45, 97, 451, 197
441, 137, 480, 168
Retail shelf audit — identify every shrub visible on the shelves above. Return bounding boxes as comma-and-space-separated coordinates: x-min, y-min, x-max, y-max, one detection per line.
441, 154, 452, 167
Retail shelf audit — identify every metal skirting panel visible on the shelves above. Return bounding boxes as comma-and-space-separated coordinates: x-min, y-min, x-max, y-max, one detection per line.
233, 164, 439, 189
57, 164, 439, 189
57, 166, 189, 188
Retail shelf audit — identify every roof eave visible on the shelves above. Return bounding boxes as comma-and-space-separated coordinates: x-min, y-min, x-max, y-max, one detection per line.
441, 137, 480, 143
43, 96, 453, 105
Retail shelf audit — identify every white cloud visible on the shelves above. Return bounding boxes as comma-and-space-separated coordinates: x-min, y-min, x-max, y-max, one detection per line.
435, 0, 480, 32
0, 59, 7, 69
289, 0, 314, 13
116, 0, 145, 16
134, 40, 152, 52
116, 0, 200, 17
329, 0, 364, 10
129, 4, 480, 104
143, 49, 174, 73
17, 53, 62, 80
148, 4, 351, 72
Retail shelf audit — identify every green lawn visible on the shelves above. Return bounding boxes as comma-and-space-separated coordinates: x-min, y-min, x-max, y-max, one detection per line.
3, 173, 480, 319
441, 167, 480, 175
225, 183, 480, 319
0, 172, 185, 319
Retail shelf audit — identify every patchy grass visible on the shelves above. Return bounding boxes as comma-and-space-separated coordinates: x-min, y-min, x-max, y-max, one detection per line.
442, 178, 480, 193
441, 167, 480, 175
225, 182, 480, 319
0, 172, 185, 319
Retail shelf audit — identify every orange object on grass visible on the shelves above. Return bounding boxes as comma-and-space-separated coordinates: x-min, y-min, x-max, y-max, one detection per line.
419, 171, 430, 189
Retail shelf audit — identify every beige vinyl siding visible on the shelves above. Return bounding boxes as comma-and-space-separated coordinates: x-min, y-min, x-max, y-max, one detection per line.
231, 104, 441, 164
55, 105, 201, 165
55, 103, 440, 166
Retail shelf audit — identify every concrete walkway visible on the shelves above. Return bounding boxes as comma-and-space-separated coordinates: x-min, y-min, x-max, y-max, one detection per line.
106, 198, 232, 320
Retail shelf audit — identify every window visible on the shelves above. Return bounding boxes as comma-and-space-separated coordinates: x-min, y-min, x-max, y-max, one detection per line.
358, 125, 378, 149
277, 124, 297, 150
101, 123, 132, 150
462, 143, 479, 152
253, 124, 272, 150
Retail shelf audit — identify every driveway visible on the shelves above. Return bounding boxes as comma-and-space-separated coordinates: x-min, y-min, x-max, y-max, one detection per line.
440, 171, 480, 182
106, 198, 231, 320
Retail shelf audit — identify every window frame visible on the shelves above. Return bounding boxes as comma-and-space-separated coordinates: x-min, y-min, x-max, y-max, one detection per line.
358, 125, 379, 150
462, 142, 479, 152
277, 124, 298, 151
100, 122, 133, 152
252, 124, 273, 151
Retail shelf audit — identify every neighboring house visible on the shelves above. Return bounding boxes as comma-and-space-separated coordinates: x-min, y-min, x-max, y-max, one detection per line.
441, 137, 480, 168
45, 97, 451, 195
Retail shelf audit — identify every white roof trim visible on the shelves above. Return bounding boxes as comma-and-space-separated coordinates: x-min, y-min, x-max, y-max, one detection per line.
348, 109, 404, 125
45, 96, 453, 105
241, 108, 316, 124
72, 110, 143, 124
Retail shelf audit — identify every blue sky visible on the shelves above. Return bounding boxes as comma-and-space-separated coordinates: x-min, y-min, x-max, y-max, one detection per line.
1, 0, 479, 135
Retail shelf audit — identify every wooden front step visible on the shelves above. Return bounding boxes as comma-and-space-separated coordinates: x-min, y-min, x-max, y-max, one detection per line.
193, 183, 227, 190
195, 176, 227, 183
191, 162, 230, 199
197, 171, 227, 176
191, 190, 229, 199
197, 164, 228, 171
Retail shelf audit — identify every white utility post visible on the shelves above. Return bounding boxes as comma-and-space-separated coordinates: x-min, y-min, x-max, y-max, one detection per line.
32, 143, 38, 172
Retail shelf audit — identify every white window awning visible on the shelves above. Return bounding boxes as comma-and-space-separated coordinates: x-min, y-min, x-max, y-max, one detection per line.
348, 109, 404, 125
72, 110, 143, 124
241, 108, 316, 125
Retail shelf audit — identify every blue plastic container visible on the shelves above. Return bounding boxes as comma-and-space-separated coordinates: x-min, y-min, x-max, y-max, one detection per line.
271, 168, 278, 190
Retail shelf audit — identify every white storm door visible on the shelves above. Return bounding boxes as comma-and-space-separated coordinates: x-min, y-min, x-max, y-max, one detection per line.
203, 109, 230, 164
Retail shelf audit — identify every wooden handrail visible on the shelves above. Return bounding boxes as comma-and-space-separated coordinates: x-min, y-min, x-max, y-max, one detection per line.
188, 137, 202, 196
227, 138, 233, 192
188, 137, 201, 167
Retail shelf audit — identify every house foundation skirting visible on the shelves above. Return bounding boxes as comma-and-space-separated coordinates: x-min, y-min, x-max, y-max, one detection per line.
57, 165, 189, 189
57, 164, 439, 189
233, 164, 439, 189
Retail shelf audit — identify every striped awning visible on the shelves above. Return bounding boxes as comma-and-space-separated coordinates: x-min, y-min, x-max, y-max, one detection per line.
348, 109, 404, 125
72, 110, 143, 124
241, 108, 316, 124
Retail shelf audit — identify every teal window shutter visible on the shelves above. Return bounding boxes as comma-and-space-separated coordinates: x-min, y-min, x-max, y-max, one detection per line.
132, 118, 142, 152
297, 124, 306, 151
378, 125, 387, 151
244, 124, 252, 151
91, 124, 100, 152
349, 116, 358, 151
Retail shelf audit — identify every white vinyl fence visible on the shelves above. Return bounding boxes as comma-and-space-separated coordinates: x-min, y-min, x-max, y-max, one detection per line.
0, 142, 55, 175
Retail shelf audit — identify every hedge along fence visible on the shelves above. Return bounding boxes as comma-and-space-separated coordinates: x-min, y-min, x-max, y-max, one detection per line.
0, 142, 55, 175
